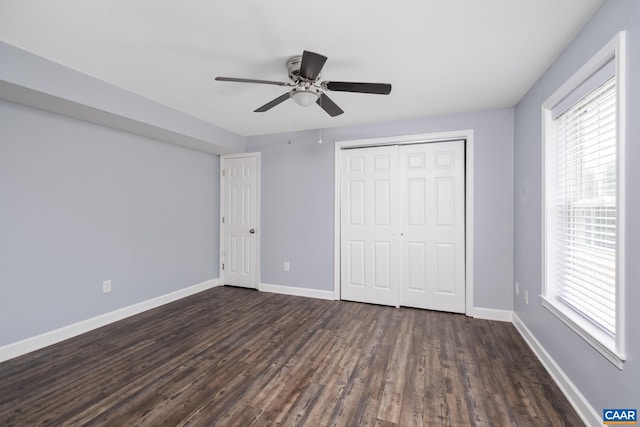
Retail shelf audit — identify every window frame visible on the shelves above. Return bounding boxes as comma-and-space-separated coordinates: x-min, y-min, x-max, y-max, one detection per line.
541, 31, 626, 369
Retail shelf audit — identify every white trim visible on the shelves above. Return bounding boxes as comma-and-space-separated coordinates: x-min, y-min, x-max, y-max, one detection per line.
259, 283, 336, 301
336, 131, 473, 149
542, 33, 622, 109
541, 296, 623, 369
334, 142, 341, 301
512, 313, 600, 427
465, 132, 475, 315
334, 130, 475, 315
469, 307, 513, 322
615, 31, 626, 361
541, 31, 626, 366
0, 279, 220, 363
220, 152, 261, 289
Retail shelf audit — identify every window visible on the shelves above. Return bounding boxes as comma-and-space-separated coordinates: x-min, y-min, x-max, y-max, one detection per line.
542, 32, 626, 368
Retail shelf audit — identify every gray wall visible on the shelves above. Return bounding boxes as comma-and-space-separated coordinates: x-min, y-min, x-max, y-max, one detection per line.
246, 108, 514, 311
0, 100, 221, 346
514, 0, 639, 411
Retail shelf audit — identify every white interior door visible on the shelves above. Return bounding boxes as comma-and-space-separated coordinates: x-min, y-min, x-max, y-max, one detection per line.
399, 141, 465, 313
221, 155, 258, 289
339, 140, 465, 313
340, 146, 399, 306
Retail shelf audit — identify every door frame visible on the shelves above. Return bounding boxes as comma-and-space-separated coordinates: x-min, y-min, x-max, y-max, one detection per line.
220, 152, 261, 289
334, 130, 474, 316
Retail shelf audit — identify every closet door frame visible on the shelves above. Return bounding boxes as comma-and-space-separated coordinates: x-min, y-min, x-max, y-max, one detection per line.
333, 130, 475, 316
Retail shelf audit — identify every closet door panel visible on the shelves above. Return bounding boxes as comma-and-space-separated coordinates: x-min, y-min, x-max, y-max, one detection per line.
340, 146, 399, 306
399, 141, 465, 313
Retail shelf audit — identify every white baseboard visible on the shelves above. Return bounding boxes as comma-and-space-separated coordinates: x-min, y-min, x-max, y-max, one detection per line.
0, 278, 220, 363
468, 307, 513, 322
259, 283, 335, 301
512, 313, 600, 427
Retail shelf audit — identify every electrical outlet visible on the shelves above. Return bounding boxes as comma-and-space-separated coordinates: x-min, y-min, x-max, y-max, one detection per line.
515, 281, 520, 296
524, 290, 529, 304
284, 262, 290, 272
102, 280, 112, 293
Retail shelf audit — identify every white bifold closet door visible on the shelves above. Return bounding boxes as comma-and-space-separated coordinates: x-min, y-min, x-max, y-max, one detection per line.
340, 140, 465, 313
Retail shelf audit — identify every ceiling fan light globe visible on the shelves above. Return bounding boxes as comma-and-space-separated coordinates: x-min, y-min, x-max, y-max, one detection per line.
291, 90, 319, 107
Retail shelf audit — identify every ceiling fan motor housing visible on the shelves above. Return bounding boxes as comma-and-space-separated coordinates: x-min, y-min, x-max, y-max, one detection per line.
287, 55, 319, 82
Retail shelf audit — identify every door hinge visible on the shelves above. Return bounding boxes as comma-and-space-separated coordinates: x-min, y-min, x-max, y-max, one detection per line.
222, 169, 225, 177
222, 263, 225, 270
222, 216, 225, 223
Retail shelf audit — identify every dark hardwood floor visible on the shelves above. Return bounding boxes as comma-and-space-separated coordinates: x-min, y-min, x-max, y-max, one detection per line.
0, 286, 581, 426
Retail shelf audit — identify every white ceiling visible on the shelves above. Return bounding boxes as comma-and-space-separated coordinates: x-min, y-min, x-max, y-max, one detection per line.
0, 0, 604, 136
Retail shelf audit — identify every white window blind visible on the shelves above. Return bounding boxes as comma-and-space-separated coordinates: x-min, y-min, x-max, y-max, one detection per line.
552, 77, 616, 335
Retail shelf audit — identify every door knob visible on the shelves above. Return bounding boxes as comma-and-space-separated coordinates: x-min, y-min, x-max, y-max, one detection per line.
249, 229, 256, 234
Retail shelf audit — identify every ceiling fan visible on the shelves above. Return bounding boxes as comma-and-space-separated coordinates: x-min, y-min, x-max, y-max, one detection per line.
215, 50, 392, 117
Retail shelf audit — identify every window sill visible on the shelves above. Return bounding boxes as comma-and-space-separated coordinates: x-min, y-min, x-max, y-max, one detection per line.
541, 296, 625, 370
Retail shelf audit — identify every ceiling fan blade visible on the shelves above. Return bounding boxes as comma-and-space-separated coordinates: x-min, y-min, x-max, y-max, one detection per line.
299, 51, 327, 81
215, 76, 291, 86
316, 93, 344, 117
254, 92, 291, 112
323, 81, 392, 95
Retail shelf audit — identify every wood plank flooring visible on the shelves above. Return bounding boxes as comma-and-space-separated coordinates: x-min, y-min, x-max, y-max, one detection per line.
0, 286, 582, 426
